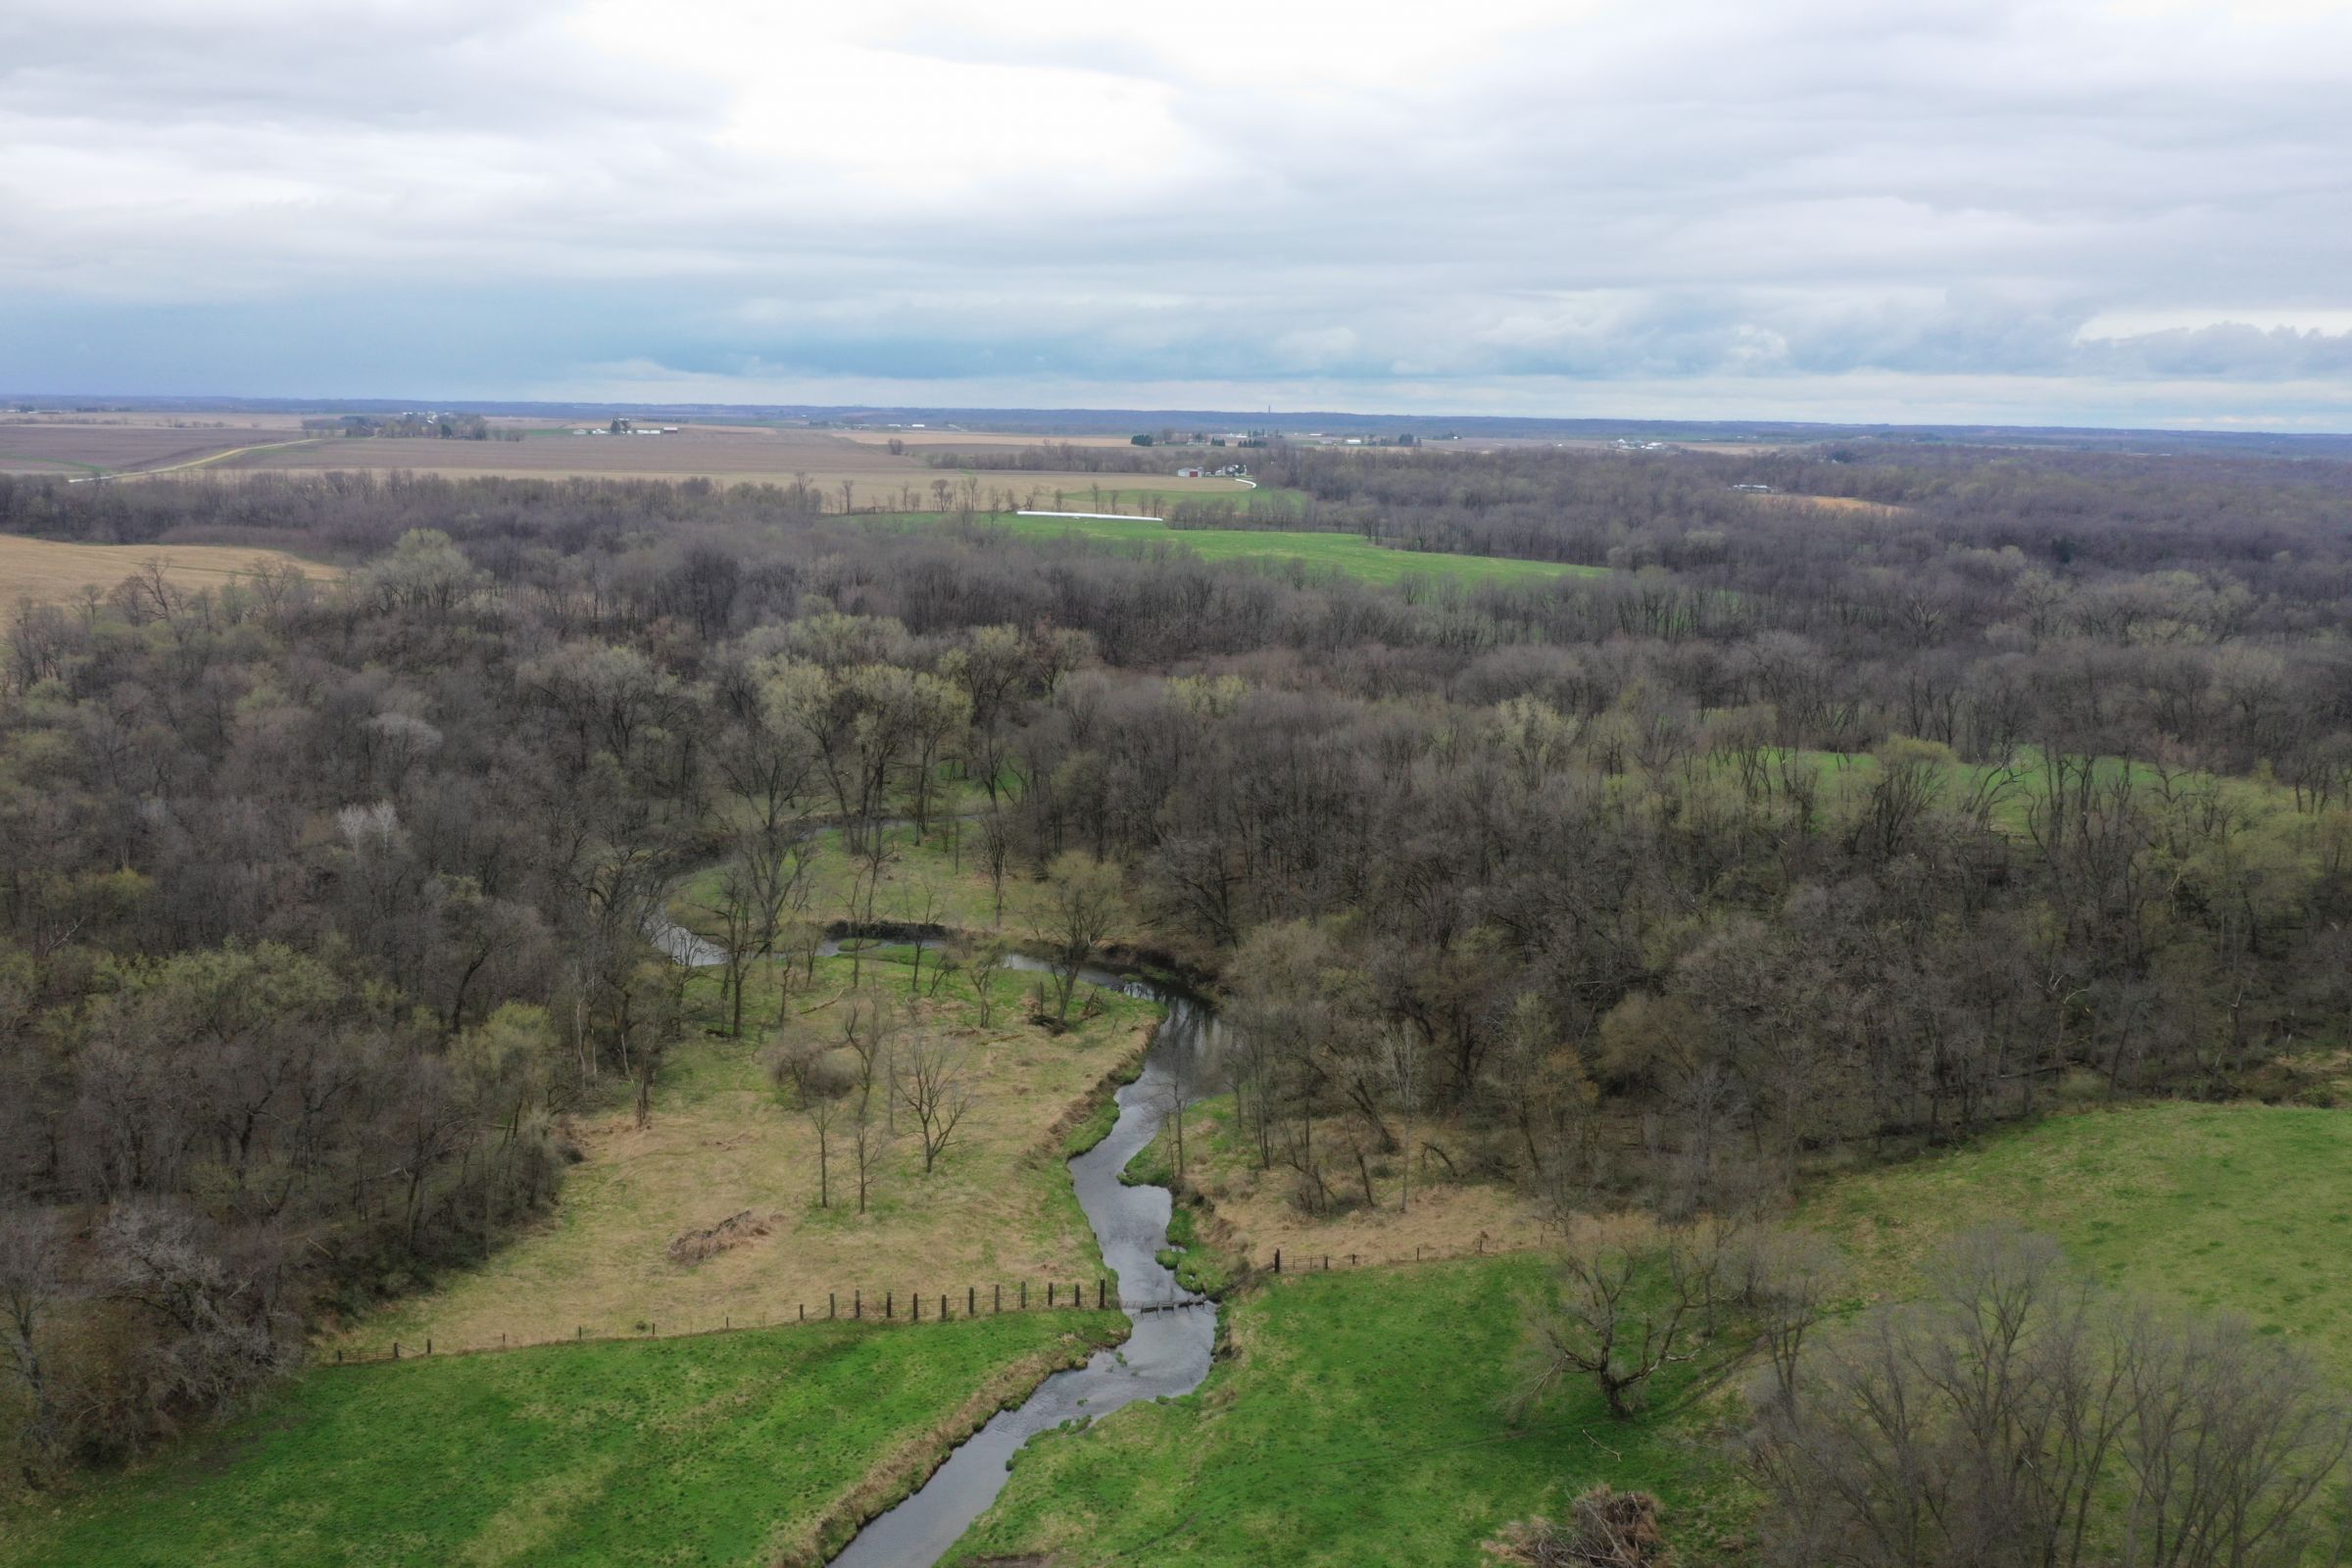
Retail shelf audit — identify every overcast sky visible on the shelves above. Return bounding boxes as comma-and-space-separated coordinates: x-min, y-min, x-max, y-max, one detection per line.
4, 0, 2349, 426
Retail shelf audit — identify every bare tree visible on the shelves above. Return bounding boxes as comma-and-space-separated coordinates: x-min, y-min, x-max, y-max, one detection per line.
1510, 1223, 1725, 1420
890, 1031, 973, 1175
0, 1210, 67, 1478
1746, 1226, 2352, 1568
767, 1042, 852, 1209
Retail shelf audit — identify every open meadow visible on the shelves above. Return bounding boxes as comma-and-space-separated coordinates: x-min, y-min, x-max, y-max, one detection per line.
882, 512, 1607, 590
337, 947, 1160, 1360
1, 1311, 1120, 1568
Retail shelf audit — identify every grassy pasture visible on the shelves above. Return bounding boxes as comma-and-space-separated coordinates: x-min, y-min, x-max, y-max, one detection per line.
956, 1100, 2352, 1567
877, 512, 1605, 590
1, 1312, 1118, 1568
947, 1255, 1740, 1568
1808, 1101, 2352, 1370
0, 536, 336, 610
338, 949, 1158, 1360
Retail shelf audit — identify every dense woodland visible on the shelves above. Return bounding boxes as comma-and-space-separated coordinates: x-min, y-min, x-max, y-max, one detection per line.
4, 440, 2352, 1489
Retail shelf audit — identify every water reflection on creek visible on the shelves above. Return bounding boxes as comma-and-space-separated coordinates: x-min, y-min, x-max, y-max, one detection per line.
825, 948, 1231, 1568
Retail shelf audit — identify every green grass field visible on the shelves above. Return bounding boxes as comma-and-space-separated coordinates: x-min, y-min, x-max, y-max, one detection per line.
866, 512, 1605, 591
1, 1313, 1120, 1568
943, 1100, 2352, 1566
945, 1256, 1741, 1568
1809, 1101, 2352, 1369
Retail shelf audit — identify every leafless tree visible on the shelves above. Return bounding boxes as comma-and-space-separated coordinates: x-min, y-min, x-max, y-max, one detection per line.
0, 1211, 67, 1478
891, 1031, 973, 1175
1510, 1223, 1726, 1420
1746, 1226, 2352, 1568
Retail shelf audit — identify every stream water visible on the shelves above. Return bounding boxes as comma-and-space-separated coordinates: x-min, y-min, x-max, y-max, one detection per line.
649, 914, 1233, 1566
827, 954, 1232, 1567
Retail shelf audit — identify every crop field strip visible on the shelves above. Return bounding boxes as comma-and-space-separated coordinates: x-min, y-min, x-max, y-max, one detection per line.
0, 536, 337, 608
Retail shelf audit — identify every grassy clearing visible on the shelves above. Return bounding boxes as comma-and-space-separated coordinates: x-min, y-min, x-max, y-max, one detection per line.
1124, 1092, 1556, 1270
1807, 1101, 2352, 1370
948, 1255, 1741, 1568
867, 512, 1604, 591
338, 950, 1158, 1358
669, 819, 1017, 943
2, 1313, 1118, 1568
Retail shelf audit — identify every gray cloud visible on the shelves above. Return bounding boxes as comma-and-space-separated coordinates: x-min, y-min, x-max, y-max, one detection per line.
3, 0, 2348, 423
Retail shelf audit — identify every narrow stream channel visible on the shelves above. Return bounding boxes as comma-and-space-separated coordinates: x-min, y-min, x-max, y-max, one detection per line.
827, 954, 1231, 1567
648, 914, 1234, 1566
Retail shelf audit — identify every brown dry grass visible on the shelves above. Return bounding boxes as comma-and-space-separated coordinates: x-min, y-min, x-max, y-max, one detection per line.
1744, 491, 1911, 516
0, 536, 335, 610
1160, 1102, 1558, 1270
335, 959, 1158, 1358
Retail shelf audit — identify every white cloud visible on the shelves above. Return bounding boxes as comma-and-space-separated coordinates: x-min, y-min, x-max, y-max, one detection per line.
2, 0, 2349, 422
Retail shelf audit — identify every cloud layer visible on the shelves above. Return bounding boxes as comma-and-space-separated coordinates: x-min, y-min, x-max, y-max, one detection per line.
4, 0, 2349, 424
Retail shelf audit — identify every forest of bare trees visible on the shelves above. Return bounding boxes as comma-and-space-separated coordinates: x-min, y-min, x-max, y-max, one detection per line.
4, 437, 2352, 1486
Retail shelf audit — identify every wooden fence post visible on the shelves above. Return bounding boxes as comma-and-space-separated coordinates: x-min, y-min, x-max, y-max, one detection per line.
1098, 1278, 1105, 1309
392, 1342, 400, 1360
912, 1293, 920, 1321
940, 1293, 948, 1320
1047, 1282, 1054, 1307
855, 1290, 861, 1319
969, 1286, 976, 1317
1020, 1281, 1028, 1308
1272, 1249, 1281, 1274
886, 1292, 894, 1320
995, 1284, 1002, 1313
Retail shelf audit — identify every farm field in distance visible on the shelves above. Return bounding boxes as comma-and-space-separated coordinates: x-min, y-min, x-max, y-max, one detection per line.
216, 423, 1257, 504
0, 419, 309, 476
0, 1311, 1119, 1568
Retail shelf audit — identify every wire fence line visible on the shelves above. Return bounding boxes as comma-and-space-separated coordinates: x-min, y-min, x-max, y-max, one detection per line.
320, 1237, 1535, 1368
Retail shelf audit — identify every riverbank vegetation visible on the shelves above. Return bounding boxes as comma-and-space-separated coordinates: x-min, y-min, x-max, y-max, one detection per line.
8, 432, 2352, 1552
1, 1311, 1118, 1568
963, 1097, 2352, 1565
948, 1254, 1741, 1567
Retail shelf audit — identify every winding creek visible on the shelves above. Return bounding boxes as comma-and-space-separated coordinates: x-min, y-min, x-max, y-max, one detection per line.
832, 956, 1232, 1566
652, 915, 1234, 1566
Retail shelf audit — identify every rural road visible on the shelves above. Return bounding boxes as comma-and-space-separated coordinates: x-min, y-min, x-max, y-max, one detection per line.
70, 436, 324, 483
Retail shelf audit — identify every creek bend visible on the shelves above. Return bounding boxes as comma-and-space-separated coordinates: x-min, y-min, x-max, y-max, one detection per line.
654, 915, 1233, 1567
